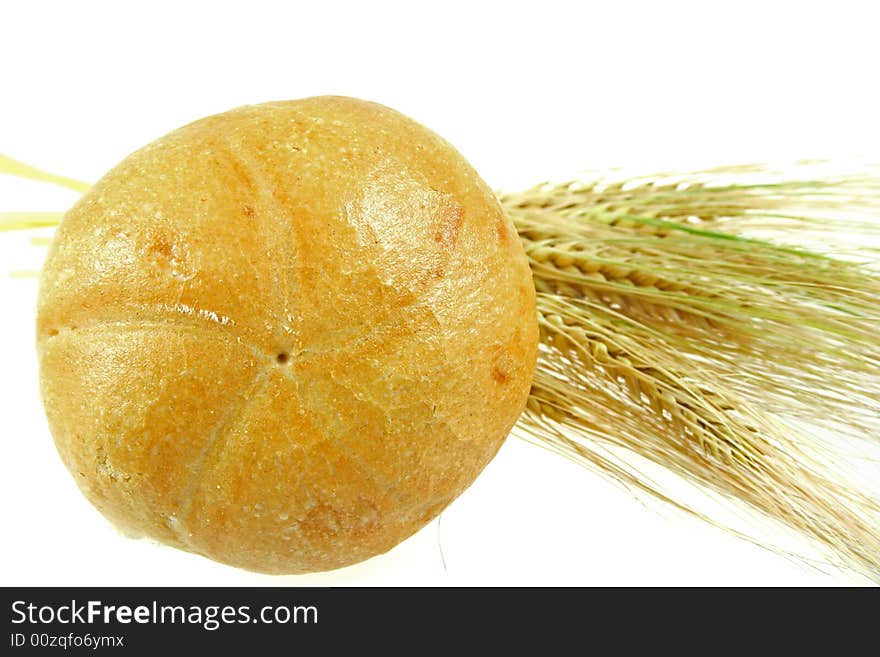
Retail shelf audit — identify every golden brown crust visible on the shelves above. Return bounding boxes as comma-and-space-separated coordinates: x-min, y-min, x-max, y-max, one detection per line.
37, 96, 538, 573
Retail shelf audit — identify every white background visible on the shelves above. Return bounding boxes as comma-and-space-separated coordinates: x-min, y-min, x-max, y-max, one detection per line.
1, 1, 877, 586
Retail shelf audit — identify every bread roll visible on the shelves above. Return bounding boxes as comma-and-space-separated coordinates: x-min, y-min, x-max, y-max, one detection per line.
36, 96, 538, 574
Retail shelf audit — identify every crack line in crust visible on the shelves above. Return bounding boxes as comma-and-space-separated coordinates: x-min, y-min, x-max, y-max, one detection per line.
221, 134, 298, 339
41, 317, 267, 364
271, 363, 397, 497
175, 368, 272, 547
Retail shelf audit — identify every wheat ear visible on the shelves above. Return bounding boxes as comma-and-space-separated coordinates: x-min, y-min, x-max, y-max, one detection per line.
503, 164, 880, 582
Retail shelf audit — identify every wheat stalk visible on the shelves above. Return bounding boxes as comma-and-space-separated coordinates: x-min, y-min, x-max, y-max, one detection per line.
503, 165, 880, 581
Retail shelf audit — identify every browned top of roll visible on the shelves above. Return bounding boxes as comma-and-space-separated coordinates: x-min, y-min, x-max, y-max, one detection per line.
37, 96, 538, 574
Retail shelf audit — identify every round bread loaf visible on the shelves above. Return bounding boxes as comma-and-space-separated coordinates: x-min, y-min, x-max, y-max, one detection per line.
36, 96, 538, 574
